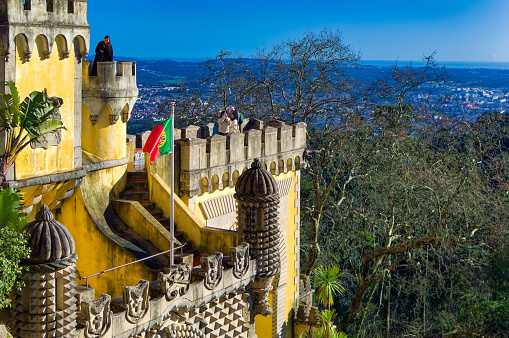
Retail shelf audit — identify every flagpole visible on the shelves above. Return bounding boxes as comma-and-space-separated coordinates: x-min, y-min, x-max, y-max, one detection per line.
170, 101, 175, 267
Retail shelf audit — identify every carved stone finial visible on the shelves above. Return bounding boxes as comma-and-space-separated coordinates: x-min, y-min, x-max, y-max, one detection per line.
235, 157, 278, 197
234, 159, 283, 318
22, 204, 75, 264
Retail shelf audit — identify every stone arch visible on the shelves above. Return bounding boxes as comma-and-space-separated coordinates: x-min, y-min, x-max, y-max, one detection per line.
287, 158, 293, 172
222, 172, 229, 189
242, 167, 247, 173
278, 159, 285, 174
211, 175, 220, 191
262, 163, 267, 170
54, 34, 70, 60
232, 170, 240, 186
35, 35, 50, 60
200, 177, 208, 195
15, 33, 30, 63
270, 161, 276, 175
295, 156, 301, 170
73, 35, 88, 60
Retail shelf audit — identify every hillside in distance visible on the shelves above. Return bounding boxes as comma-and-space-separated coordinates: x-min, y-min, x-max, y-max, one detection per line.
132, 58, 509, 89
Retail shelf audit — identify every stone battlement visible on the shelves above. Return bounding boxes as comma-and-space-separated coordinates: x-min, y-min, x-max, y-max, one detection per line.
82, 61, 138, 124
0, 0, 90, 61
173, 119, 307, 198
0, 0, 88, 25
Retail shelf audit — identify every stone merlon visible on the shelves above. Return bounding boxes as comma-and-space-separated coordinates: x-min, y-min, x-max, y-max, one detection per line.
175, 120, 307, 198
82, 61, 138, 124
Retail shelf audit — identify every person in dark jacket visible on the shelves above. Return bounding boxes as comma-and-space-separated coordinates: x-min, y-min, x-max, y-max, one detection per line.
91, 35, 113, 76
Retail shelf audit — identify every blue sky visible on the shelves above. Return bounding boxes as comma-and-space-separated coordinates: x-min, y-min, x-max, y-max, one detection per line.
88, 0, 509, 62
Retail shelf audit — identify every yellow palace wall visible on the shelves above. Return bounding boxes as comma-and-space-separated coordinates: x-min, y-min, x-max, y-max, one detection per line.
81, 105, 127, 161
14, 36, 76, 179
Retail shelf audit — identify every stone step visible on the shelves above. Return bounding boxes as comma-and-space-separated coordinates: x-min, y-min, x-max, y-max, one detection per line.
127, 171, 147, 180
126, 179, 148, 190
121, 190, 149, 201
148, 208, 163, 218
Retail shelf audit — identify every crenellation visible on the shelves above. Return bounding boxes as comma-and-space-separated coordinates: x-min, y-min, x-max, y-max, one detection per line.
1, 0, 88, 25
82, 61, 138, 125
172, 119, 306, 198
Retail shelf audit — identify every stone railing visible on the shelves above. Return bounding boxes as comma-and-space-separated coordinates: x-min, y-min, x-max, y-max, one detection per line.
173, 119, 307, 199
82, 61, 138, 124
76, 244, 255, 338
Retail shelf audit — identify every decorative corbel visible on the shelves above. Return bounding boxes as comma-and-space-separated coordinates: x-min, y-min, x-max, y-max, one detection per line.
121, 109, 131, 123
89, 114, 98, 125
24, 50, 31, 62
110, 113, 120, 125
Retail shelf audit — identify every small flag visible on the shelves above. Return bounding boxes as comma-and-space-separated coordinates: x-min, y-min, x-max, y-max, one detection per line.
143, 116, 173, 164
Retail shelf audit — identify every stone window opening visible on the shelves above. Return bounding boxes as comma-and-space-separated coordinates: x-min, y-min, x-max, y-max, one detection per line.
47, 0, 53, 12
23, 0, 31, 10
67, 0, 74, 13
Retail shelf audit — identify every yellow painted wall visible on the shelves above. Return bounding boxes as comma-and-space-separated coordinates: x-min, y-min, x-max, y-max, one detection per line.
146, 166, 238, 257
14, 36, 76, 179
255, 293, 274, 337
57, 166, 155, 297
285, 170, 299, 338
81, 105, 126, 161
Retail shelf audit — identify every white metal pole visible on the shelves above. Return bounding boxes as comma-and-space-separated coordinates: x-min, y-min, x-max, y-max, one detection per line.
170, 101, 175, 267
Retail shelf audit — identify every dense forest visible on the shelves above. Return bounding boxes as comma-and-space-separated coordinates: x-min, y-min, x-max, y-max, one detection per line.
155, 29, 509, 337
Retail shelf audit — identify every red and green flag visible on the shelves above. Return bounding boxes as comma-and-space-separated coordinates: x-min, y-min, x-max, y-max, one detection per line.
143, 116, 173, 164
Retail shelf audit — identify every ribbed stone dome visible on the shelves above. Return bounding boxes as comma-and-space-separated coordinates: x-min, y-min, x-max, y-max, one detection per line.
23, 205, 75, 264
235, 158, 278, 197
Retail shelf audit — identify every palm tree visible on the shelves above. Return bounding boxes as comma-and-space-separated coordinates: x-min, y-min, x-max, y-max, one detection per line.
0, 81, 64, 184
311, 265, 346, 310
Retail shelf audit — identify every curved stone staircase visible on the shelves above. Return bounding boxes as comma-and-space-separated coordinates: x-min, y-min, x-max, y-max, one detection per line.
120, 170, 197, 265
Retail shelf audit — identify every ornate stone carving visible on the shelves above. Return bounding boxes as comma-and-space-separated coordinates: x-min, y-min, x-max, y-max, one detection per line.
164, 323, 205, 338
122, 280, 150, 324
157, 263, 191, 301
30, 95, 63, 150
235, 158, 283, 318
252, 276, 275, 317
81, 294, 112, 338
200, 252, 223, 290
229, 242, 250, 279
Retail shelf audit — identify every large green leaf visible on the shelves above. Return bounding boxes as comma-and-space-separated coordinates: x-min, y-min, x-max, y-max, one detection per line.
0, 189, 28, 232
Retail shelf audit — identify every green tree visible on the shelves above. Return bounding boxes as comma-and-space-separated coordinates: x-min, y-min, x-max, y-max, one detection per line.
0, 81, 65, 184
312, 266, 346, 310
0, 188, 30, 309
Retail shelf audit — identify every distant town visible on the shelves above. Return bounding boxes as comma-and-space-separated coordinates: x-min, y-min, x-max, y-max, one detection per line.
129, 60, 509, 124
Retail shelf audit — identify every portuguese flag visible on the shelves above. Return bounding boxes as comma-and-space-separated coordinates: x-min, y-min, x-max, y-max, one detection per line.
143, 116, 173, 164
